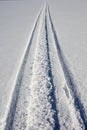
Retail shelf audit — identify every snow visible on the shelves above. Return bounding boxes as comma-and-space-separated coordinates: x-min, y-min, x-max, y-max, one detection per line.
0, 0, 87, 130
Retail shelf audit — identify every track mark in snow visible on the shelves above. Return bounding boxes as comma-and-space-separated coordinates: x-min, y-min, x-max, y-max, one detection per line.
27, 8, 60, 130
45, 8, 60, 129
4, 9, 42, 130
4, 3, 87, 130
48, 5, 87, 130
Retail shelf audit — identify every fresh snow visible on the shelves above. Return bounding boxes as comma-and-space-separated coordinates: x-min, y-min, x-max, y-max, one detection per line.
0, 0, 87, 130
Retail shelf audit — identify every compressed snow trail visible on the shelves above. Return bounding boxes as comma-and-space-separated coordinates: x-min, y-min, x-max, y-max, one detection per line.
3, 4, 87, 130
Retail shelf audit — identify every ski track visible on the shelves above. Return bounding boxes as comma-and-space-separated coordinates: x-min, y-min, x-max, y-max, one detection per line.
45, 9, 60, 130
3, 4, 87, 130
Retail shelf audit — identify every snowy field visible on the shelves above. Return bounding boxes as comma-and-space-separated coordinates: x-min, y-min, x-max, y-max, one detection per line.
0, 0, 87, 130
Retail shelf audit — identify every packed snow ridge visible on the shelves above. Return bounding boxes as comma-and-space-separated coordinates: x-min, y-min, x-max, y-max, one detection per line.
1, 4, 87, 130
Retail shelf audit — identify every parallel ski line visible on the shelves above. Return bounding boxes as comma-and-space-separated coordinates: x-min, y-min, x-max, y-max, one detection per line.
45, 8, 60, 130
4, 8, 42, 130
48, 6, 87, 130
27, 7, 60, 130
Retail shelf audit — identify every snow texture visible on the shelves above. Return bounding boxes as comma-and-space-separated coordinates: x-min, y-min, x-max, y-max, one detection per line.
0, 1, 87, 130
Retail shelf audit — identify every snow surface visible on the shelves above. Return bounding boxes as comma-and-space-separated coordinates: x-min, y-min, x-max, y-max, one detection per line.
0, 0, 87, 130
